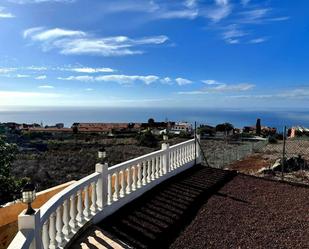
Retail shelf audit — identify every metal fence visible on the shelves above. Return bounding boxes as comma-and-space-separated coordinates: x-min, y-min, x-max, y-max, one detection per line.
199, 139, 268, 169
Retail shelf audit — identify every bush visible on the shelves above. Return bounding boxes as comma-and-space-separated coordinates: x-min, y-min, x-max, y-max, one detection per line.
138, 131, 158, 148
268, 136, 278, 144
0, 137, 29, 204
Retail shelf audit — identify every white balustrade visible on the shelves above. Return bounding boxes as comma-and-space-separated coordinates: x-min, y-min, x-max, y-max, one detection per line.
9, 138, 200, 249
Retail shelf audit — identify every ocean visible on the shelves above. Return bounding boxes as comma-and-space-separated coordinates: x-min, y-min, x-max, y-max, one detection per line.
0, 107, 308, 132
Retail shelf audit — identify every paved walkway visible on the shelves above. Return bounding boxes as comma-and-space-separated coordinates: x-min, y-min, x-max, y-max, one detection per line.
69, 165, 309, 249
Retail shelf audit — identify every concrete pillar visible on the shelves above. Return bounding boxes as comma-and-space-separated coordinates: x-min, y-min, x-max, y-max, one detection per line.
18, 209, 41, 249
95, 162, 108, 209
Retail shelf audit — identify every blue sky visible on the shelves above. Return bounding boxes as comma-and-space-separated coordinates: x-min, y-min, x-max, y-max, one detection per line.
0, 0, 308, 110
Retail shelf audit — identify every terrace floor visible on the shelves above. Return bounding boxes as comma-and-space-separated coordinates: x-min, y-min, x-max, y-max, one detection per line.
69, 165, 309, 249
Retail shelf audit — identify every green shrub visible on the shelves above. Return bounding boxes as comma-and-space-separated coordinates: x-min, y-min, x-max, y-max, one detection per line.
138, 131, 158, 148
268, 136, 278, 144
0, 137, 29, 204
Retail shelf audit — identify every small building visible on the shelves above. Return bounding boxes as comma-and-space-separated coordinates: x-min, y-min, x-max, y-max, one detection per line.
171, 122, 192, 133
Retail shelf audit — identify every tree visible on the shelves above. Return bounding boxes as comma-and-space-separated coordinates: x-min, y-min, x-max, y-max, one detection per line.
216, 123, 234, 133
147, 118, 155, 128
0, 137, 28, 204
256, 118, 261, 136
138, 131, 158, 148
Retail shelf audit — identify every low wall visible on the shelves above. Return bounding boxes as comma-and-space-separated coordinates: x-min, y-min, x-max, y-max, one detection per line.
0, 181, 75, 249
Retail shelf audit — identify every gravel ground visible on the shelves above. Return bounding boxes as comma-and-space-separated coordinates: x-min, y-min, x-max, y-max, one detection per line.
70, 165, 309, 249
171, 172, 309, 249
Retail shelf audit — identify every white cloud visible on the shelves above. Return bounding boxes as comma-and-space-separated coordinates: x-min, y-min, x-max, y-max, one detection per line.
95, 75, 159, 85
0, 7, 15, 18
230, 88, 309, 100
249, 37, 268, 44
0, 67, 16, 74
35, 75, 47, 80
178, 81, 255, 94
58, 75, 94, 82
201, 0, 231, 22
222, 24, 247, 44
158, 9, 198, 19
184, 0, 197, 9
38, 85, 54, 89
16, 74, 31, 78
25, 27, 86, 41
160, 77, 173, 84
69, 67, 115, 73
24, 65, 48, 71
223, 25, 247, 39
85, 88, 94, 91
239, 8, 271, 24
207, 83, 255, 92
202, 79, 223, 85
23, 27, 44, 38
175, 77, 192, 86
23, 27, 169, 56
58, 74, 160, 85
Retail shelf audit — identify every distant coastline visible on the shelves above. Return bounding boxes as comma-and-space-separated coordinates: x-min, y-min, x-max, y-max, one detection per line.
0, 107, 308, 131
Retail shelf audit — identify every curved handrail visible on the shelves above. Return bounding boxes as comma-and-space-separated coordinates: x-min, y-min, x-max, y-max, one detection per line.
40, 172, 100, 224
7, 230, 34, 249
8, 138, 199, 249
108, 149, 164, 174
169, 138, 195, 149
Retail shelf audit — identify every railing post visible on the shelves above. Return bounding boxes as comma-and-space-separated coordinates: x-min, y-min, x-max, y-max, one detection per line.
196, 134, 202, 164
95, 162, 108, 209
18, 209, 41, 249
161, 142, 170, 174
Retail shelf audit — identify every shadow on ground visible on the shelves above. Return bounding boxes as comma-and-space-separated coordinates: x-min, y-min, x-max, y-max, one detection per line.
70, 165, 236, 249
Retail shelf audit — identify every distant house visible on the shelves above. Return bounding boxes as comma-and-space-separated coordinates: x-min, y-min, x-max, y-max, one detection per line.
170, 122, 192, 134
289, 126, 309, 138
243, 126, 256, 134
261, 126, 277, 136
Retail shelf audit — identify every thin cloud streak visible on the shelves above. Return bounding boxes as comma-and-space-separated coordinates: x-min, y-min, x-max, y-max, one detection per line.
23, 27, 169, 56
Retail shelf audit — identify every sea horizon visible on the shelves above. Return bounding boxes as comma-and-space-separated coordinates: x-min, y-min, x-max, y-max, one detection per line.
1, 107, 308, 132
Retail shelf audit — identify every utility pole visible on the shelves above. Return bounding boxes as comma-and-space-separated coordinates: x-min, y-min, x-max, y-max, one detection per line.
194, 121, 197, 165
282, 126, 287, 180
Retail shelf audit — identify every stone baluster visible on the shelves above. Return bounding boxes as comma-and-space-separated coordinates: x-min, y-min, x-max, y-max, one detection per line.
49, 212, 57, 249
120, 170, 126, 197
132, 166, 137, 191
42, 220, 49, 249
107, 174, 112, 204
155, 157, 160, 178
126, 167, 132, 194
160, 154, 164, 176
56, 205, 64, 247
114, 172, 119, 201
151, 158, 155, 180
171, 150, 176, 169
142, 162, 147, 185
76, 189, 84, 226
137, 163, 142, 188
147, 160, 151, 183
69, 194, 77, 232
62, 199, 71, 241
90, 181, 97, 214
83, 186, 90, 220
